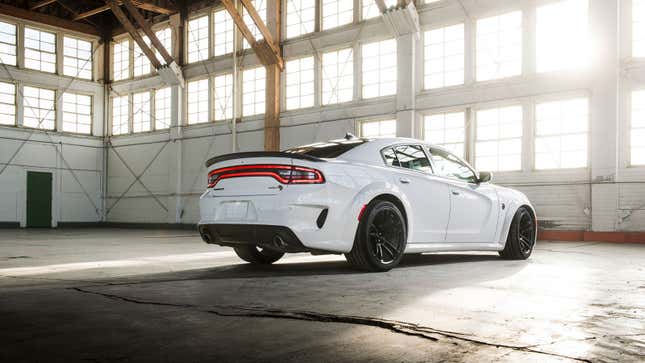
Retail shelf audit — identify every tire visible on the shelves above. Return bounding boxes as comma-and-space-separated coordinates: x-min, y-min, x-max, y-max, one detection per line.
233, 245, 284, 264
345, 200, 407, 272
499, 206, 536, 260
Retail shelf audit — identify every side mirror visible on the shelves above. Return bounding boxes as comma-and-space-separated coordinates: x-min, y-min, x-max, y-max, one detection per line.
478, 171, 493, 183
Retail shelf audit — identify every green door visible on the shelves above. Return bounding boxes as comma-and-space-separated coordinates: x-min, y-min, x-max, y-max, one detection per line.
26, 171, 52, 228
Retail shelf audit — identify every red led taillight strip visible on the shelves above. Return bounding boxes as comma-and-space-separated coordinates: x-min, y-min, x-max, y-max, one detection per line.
207, 164, 324, 188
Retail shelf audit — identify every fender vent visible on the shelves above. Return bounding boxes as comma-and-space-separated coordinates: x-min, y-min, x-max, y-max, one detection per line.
316, 209, 329, 229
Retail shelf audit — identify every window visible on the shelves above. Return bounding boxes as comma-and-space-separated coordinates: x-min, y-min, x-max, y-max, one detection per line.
363, 0, 396, 20
187, 15, 209, 63
214, 9, 234, 56
112, 96, 129, 135
243, 0, 267, 49
286, 0, 315, 38
428, 147, 477, 183
63, 37, 92, 79
23, 86, 55, 130
631, 90, 645, 165
155, 28, 172, 63
132, 91, 151, 133
213, 73, 233, 121
242, 67, 266, 116
475, 106, 523, 172
24, 27, 56, 73
423, 111, 465, 158
360, 119, 396, 138
62, 93, 91, 134
286, 139, 367, 158
424, 24, 464, 89
113, 39, 129, 81
362, 39, 397, 98
535, 98, 588, 169
322, 48, 353, 105
155, 87, 171, 130
393, 145, 432, 172
0, 21, 17, 65
0, 81, 15, 125
134, 36, 151, 77
285, 56, 314, 110
476, 11, 522, 81
187, 78, 209, 124
322, 0, 353, 30
635, 0, 645, 57
536, 0, 589, 73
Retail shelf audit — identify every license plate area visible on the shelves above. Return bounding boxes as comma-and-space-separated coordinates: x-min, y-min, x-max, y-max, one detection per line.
218, 201, 250, 220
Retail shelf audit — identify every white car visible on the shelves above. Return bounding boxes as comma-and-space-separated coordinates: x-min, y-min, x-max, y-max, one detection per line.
198, 136, 537, 271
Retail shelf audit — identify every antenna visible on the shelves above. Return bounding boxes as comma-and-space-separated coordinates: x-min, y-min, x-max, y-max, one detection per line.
345, 132, 356, 140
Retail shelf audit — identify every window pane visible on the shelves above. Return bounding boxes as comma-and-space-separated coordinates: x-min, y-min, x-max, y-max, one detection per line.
154, 28, 172, 64
285, 56, 315, 110
322, 0, 353, 30
155, 87, 171, 130
242, 67, 266, 116
132, 91, 151, 133
286, 0, 315, 38
475, 105, 523, 171
62, 92, 92, 134
537, 0, 589, 73
394, 145, 432, 172
0, 21, 17, 66
113, 39, 129, 81
535, 98, 588, 169
322, 48, 353, 104
134, 36, 152, 77
362, 39, 397, 99
424, 111, 465, 158
243, 0, 267, 49
112, 96, 129, 135
23, 86, 55, 130
214, 10, 234, 56
64, 37, 92, 79
632, 90, 645, 165
476, 11, 522, 81
0, 81, 15, 125
24, 27, 56, 73
360, 119, 396, 138
187, 16, 209, 63
187, 79, 209, 124
213, 73, 233, 121
429, 147, 477, 183
424, 24, 464, 89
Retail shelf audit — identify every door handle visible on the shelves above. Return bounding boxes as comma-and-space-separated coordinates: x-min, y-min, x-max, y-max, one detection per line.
399, 178, 411, 184
451, 190, 460, 196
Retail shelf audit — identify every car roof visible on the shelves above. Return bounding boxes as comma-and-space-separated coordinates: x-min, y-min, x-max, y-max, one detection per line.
337, 137, 446, 165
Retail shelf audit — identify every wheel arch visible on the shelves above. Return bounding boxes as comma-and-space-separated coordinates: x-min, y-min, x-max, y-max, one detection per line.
499, 203, 538, 248
368, 193, 409, 232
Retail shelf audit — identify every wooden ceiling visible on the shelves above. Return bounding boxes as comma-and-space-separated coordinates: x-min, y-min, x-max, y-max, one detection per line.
0, 0, 190, 37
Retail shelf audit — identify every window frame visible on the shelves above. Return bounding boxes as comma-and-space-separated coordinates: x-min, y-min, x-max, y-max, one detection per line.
23, 26, 57, 74
379, 143, 435, 175
0, 19, 17, 66
22, 85, 57, 131
0, 80, 16, 126
63, 35, 93, 80
426, 145, 480, 184
61, 91, 93, 135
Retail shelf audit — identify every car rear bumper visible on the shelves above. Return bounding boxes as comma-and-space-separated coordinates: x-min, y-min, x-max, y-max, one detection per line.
198, 224, 308, 253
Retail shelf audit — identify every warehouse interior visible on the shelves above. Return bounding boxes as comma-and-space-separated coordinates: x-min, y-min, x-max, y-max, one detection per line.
0, 0, 644, 361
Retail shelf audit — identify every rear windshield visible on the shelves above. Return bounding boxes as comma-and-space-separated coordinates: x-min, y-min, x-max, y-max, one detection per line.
285, 139, 368, 158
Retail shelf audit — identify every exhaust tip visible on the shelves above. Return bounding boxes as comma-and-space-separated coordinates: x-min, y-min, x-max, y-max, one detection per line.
273, 235, 288, 249
201, 233, 212, 243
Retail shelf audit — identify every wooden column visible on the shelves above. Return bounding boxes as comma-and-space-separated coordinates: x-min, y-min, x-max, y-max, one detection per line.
264, 0, 281, 151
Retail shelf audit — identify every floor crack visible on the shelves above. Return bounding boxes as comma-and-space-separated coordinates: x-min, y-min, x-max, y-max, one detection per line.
71, 287, 592, 363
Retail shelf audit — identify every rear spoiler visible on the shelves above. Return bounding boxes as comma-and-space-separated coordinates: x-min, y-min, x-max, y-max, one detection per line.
205, 152, 325, 167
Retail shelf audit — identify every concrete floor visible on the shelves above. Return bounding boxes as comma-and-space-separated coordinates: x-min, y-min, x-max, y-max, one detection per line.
0, 229, 643, 363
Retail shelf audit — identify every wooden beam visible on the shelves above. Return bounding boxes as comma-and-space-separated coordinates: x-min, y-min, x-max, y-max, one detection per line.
30, 0, 56, 10
0, 3, 100, 36
108, 0, 162, 69
238, 0, 282, 67
220, 0, 282, 69
75, 1, 176, 21
264, 1, 281, 152
121, 0, 174, 65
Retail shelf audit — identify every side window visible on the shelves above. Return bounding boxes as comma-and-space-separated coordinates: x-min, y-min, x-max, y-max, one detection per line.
382, 147, 399, 167
394, 145, 433, 173
428, 147, 477, 183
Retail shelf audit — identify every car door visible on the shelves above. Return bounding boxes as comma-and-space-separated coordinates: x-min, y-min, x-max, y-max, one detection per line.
382, 145, 450, 243
427, 147, 500, 243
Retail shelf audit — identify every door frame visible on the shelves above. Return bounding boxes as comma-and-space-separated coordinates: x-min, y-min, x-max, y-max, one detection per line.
20, 167, 59, 228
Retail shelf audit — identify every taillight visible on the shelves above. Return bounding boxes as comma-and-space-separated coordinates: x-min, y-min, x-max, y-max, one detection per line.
207, 164, 324, 188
